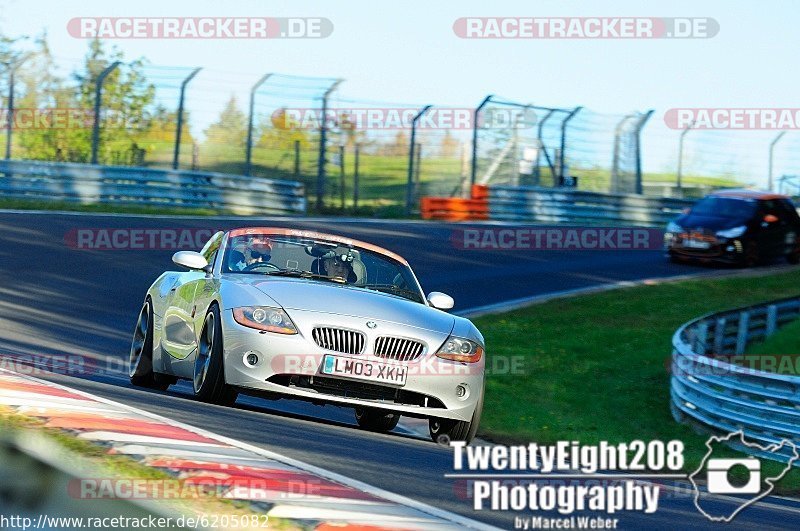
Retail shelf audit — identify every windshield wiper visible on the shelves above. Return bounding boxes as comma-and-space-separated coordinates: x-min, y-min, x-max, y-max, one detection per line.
362, 283, 422, 301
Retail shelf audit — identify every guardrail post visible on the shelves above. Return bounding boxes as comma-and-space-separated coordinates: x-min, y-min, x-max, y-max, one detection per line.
315, 79, 344, 212
470, 95, 494, 188
693, 322, 709, 356
90, 61, 121, 165
245, 73, 273, 176
713, 317, 726, 355
406, 105, 432, 216
558, 106, 582, 186
634, 110, 654, 195
735, 311, 750, 355
765, 305, 778, 336
172, 67, 201, 170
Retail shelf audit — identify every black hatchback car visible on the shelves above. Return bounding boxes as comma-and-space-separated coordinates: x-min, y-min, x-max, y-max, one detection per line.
665, 190, 800, 266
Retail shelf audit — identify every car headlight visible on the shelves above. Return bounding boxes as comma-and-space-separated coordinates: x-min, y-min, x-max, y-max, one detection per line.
716, 226, 747, 238
436, 336, 484, 363
233, 306, 298, 334
666, 221, 682, 234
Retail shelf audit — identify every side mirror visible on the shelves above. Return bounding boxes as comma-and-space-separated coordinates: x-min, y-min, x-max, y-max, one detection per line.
172, 251, 209, 271
427, 291, 454, 310
763, 214, 779, 223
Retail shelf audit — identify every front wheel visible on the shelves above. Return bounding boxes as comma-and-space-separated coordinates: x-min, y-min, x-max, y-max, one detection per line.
429, 381, 484, 444
354, 408, 400, 432
129, 300, 171, 391
193, 304, 238, 406
741, 240, 760, 268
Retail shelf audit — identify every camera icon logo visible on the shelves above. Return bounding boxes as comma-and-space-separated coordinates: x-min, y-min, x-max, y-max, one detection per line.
706, 458, 761, 494
690, 431, 799, 522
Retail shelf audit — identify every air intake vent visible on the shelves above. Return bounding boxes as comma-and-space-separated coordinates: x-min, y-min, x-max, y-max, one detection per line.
374, 337, 425, 361
312, 327, 365, 355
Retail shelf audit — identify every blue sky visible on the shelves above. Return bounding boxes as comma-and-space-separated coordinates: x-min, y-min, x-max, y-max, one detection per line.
1, 0, 798, 186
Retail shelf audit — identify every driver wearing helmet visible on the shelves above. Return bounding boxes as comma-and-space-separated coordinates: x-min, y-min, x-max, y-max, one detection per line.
230, 235, 272, 271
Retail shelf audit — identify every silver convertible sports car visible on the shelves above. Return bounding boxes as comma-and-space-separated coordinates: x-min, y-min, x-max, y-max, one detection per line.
129, 227, 485, 443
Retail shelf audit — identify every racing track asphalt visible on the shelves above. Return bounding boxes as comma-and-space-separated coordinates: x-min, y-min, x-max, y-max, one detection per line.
0, 211, 798, 529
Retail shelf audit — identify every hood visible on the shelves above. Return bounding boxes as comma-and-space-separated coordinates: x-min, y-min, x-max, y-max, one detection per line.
674, 213, 747, 232
225, 275, 455, 333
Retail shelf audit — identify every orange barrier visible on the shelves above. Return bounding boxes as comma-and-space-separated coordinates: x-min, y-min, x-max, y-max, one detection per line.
420, 184, 490, 221
420, 197, 488, 221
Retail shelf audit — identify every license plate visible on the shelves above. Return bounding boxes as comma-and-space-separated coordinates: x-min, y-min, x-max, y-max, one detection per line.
685, 239, 711, 249
321, 355, 408, 386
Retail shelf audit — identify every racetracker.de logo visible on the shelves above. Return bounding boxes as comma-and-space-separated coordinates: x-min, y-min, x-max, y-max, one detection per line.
67, 17, 333, 39
272, 107, 537, 131
453, 17, 719, 39
665, 108, 800, 130
64, 228, 218, 250
451, 227, 663, 251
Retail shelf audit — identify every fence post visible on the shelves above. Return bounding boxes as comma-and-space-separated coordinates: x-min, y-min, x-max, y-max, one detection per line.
4, 56, 29, 160
676, 121, 695, 197
611, 114, 635, 194
414, 142, 422, 201
339, 144, 345, 210
634, 110, 654, 195
172, 67, 201, 170
90, 61, 121, 165
245, 73, 273, 176
768, 132, 786, 192
533, 109, 555, 185
294, 139, 301, 177
470, 95, 494, 188
353, 144, 360, 210
316, 79, 343, 212
558, 106, 582, 186
406, 105, 432, 216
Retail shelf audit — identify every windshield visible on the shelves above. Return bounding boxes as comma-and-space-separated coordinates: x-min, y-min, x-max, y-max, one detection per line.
689, 197, 757, 218
222, 233, 425, 304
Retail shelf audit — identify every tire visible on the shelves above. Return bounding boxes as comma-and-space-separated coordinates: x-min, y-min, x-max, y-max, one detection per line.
354, 408, 400, 432
429, 381, 484, 445
742, 240, 760, 268
193, 304, 238, 406
129, 300, 171, 391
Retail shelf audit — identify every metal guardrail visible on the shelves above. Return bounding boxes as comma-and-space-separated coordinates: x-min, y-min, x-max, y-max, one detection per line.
488, 185, 695, 227
670, 296, 800, 465
0, 159, 306, 215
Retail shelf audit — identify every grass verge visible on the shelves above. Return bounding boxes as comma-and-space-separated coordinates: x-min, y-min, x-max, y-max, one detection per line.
475, 268, 800, 494
0, 411, 297, 529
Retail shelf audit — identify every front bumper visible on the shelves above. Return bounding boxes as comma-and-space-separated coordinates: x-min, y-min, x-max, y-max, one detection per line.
665, 232, 745, 263
219, 309, 485, 422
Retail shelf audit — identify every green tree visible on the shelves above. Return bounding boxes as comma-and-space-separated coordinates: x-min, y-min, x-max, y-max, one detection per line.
204, 95, 247, 148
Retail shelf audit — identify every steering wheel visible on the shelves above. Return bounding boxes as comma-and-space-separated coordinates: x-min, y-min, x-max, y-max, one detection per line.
243, 261, 280, 272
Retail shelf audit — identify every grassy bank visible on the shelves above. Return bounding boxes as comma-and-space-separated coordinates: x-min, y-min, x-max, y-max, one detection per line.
475, 268, 800, 492
0, 411, 295, 529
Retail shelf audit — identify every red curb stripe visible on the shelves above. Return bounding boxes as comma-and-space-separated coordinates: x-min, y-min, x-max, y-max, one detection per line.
183, 473, 378, 501
0, 380, 91, 400
45, 417, 222, 444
